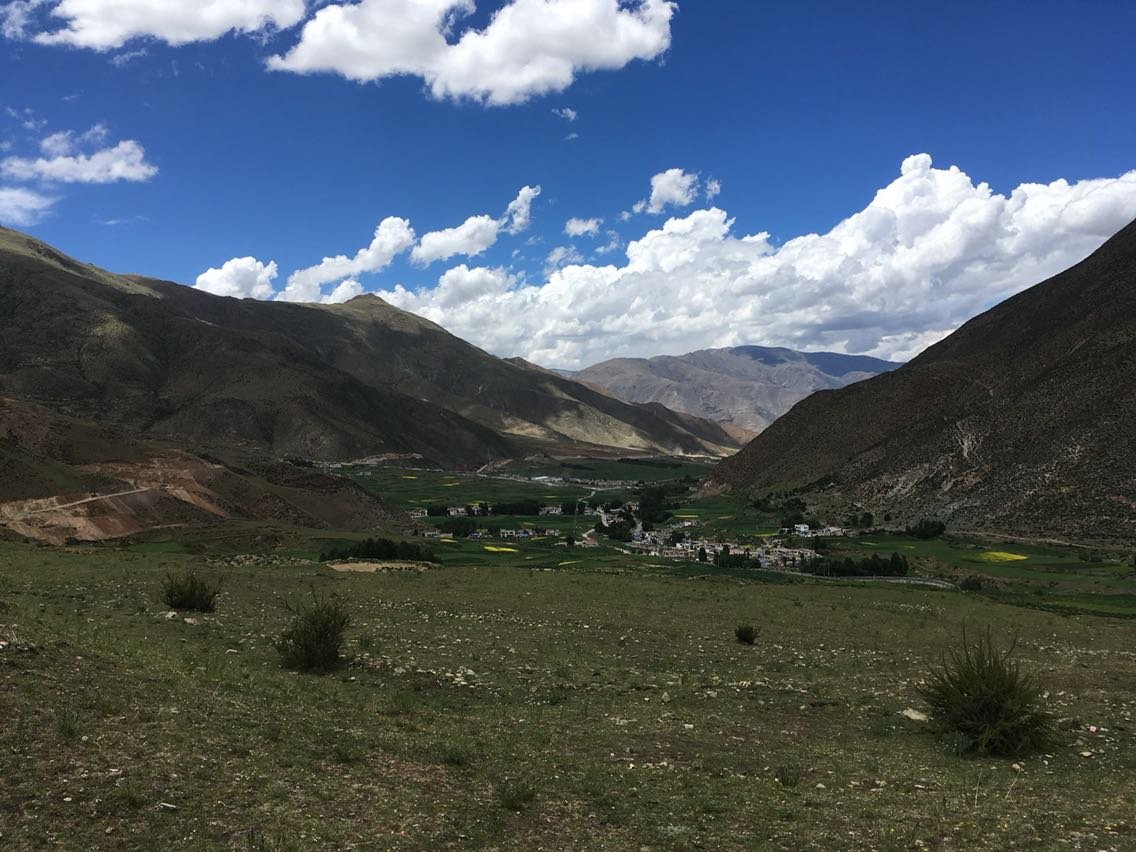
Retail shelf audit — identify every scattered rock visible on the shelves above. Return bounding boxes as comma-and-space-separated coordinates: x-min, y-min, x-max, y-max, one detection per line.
901, 708, 929, 722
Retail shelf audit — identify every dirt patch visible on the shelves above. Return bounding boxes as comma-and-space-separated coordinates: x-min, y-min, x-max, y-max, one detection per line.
0, 454, 229, 545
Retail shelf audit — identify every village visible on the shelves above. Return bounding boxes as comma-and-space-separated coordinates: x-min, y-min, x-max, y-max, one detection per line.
411, 498, 843, 572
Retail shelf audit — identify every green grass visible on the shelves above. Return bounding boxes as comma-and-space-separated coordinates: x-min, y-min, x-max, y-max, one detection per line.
125, 540, 189, 554
344, 467, 602, 509
1, 539, 1134, 849
668, 494, 781, 539
837, 534, 1136, 616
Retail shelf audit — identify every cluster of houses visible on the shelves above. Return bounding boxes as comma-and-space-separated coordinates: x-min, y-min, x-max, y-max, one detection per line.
408, 503, 568, 520
624, 529, 818, 569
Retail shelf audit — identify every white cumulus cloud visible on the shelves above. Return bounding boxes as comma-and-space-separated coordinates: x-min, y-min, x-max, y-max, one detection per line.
268, 0, 676, 105
0, 185, 56, 225
322, 279, 365, 304
411, 213, 500, 266
375, 156, 1136, 368
564, 216, 602, 236
2, 138, 157, 184
503, 184, 541, 234
553, 107, 577, 122
193, 257, 278, 300
646, 167, 699, 214
278, 216, 415, 302
22, 0, 306, 49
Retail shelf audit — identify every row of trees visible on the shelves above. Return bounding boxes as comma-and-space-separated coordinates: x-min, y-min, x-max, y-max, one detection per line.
319, 537, 440, 564
800, 552, 909, 577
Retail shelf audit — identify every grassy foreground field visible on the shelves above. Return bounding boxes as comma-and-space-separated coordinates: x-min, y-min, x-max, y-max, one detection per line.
2, 541, 1135, 850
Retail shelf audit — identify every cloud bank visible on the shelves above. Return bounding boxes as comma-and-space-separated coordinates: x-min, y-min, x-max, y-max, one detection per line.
277, 216, 416, 302
18, 0, 306, 49
266, 0, 675, 104
374, 155, 1136, 367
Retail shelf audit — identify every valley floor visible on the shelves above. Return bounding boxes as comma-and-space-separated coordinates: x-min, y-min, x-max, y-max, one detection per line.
1, 542, 1134, 850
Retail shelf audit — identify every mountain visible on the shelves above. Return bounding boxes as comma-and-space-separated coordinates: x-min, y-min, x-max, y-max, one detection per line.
712, 218, 1136, 544
574, 346, 901, 434
0, 228, 743, 467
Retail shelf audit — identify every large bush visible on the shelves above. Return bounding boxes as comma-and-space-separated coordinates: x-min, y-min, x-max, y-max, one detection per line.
918, 628, 1054, 756
274, 591, 352, 673
161, 571, 221, 612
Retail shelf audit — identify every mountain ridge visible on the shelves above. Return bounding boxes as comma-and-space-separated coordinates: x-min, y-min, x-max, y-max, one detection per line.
0, 227, 743, 468
711, 217, 1136, 543
574, 346, 901, 434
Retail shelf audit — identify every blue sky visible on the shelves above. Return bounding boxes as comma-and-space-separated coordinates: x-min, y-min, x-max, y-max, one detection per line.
3, 1, 1136, 367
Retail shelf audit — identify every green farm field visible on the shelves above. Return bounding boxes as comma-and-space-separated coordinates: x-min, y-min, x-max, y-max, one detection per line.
2, 540, 1135, 850
832, 534, 1136, 617
342, 467, 632, 511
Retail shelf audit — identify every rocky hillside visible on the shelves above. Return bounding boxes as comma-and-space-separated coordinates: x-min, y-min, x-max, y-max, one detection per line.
712, 218, 1136, 543
0, 228, 742, 467
0, 397, 397, 545
575, 347, 899, 434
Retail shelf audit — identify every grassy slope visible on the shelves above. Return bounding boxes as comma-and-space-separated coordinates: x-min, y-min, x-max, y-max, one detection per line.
2, 542, 1134, 850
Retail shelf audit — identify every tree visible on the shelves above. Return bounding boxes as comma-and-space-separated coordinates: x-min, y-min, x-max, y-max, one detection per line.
669, 530, 686, 546
698, 546, 708, 563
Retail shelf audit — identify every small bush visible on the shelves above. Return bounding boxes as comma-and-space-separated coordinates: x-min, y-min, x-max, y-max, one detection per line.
497, 780, 537, 811
774, 765, 801, 787
274, 591, 351, 673
918, 627, 1054, 756
161, 571, 221, 612
908, 519, 947, 539
959, 575, 984, 592
735, 623, 758, 645
55, 705, 79, 740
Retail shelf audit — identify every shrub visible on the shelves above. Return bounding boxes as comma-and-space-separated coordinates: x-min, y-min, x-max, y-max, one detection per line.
55, 705, 79, 740
774, 765, 801, 787
908, 519, 947, 539
274, 591, 352, 673
959, 574, 984, 592
496, 780, 537, 811
918, 628, 1054, 756
735, 623, 758, 645
161, 571, 221, 612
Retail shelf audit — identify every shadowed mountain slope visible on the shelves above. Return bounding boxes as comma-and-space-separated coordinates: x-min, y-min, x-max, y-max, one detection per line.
0, 228, 742, 466
712, 219, 1136, 543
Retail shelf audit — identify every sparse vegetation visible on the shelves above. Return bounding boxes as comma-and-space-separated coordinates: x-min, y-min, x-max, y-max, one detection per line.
735, 623, 758, 644
918, 627, 1055, 756
1, 539, 1133, 849
274, 591, 352, 672
161, 570, 221, 612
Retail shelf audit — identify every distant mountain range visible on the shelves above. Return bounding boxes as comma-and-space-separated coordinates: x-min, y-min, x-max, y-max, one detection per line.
712, 218, 1136, 544
0, 227, 742, 470
573, 347, 901, 434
